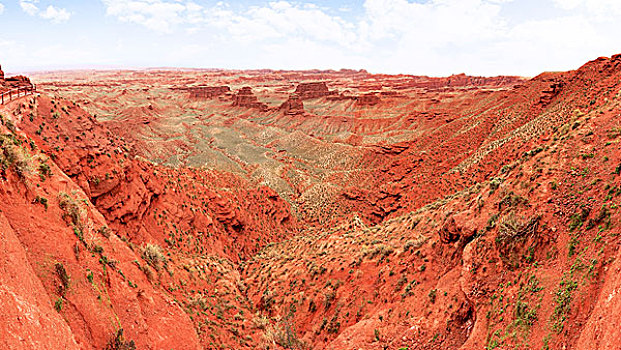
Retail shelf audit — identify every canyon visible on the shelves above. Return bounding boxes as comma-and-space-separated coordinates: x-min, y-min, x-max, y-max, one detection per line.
1, 55, 621, 349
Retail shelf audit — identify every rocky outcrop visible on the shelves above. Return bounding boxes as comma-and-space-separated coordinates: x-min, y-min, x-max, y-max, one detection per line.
445, 73, 522, 88
4, 75, 30, 87
185, 85, 231, 99
381, 74, 523, 90
356, 92, 380, 106
295, 81, 336, 100
537, 79, 565, 106
232, 86, 268, 110
279, 93, 305, 115
0, 64, 32, 90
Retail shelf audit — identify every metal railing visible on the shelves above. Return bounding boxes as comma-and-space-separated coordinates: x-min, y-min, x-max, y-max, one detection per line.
0, 84, 37, 105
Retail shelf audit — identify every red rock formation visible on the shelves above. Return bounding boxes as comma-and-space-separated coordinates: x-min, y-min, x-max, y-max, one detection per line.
295, 81, 336, 100
0, 63, 32, 96
185, 85, 231, 99
356, 92, 380, 106
279, 93, 305, 115
445, 73, 523, 87
2, 75, 32, 89
537, 78, 565, 106
232, 86, 268, 110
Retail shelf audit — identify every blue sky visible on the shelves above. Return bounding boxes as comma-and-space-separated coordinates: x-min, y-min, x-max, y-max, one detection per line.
1, 0, 621, 76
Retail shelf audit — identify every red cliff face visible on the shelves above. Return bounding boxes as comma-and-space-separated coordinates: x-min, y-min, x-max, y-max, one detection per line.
445, 73, 523, 87
232, 86, 268, 110
279, 93, 305, 115
184, 85, 231, 99
2, 55, 621, 349
295, 81, 336, 99
0, 65, 31, 91
356, 92, 381, 106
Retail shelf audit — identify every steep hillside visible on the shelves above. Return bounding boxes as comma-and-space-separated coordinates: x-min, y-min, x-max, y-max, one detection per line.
0, 54, 620, 349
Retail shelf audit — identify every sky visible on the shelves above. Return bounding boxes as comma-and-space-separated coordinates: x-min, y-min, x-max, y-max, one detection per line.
1, 0, 621, 76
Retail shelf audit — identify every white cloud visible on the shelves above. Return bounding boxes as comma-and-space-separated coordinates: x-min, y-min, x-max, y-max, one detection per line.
20, 0, 71, 22
5, 0, 621, 75
206, 1, 356, 45
362, 0, 508, 44
0, 3, 5, 15
91, 0, 621, 75
40, 5, 71, 23
101, 0, 197, 32
555, 0, 621, 19
20, 0, 39, 16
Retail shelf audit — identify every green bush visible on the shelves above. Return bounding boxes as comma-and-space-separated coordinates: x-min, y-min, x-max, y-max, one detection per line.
54, 298, 63, 312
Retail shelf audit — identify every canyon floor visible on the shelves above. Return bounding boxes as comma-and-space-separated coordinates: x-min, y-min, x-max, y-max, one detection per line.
1, 56, 621, 349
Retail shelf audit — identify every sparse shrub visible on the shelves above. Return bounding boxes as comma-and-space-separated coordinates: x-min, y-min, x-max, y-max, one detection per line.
586, 206, 611, 231
567, 235, 579, 258
495, 213, 541, 267
105, 329, 136, 350
524, 147, 544, 158
402, 279, 418, 298
54, 298, 63, 312
188, 295, 209, 310
514, 300, 537, 327
489, 177, 503, 194
141, 243, 165, 271
4, 119, 16, 133
263, 318, 302, 349
326, 314, 340, 334
428, 289, 437, 303
38, 161, 51, 180
1, 142, 30, 180
497, 213, 539, 243
308, 300, 317, 312
34, 195, 48, 209
394, 275, 408, 292
136, 261, 155, 282
404, 238, 425, 251
362, 244, 394, 260
323, 290, 336, 309
253, 315, 270, 330
486, 214, 499, 231
551, 279, 578, 333
568, 208, 590, 231
258, 288, 276, 314
58, 192, 81, 227
497, 192, 527, 211
91, 244, 104, 254
55, 262, 70, 296
98, 225, 111, 238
